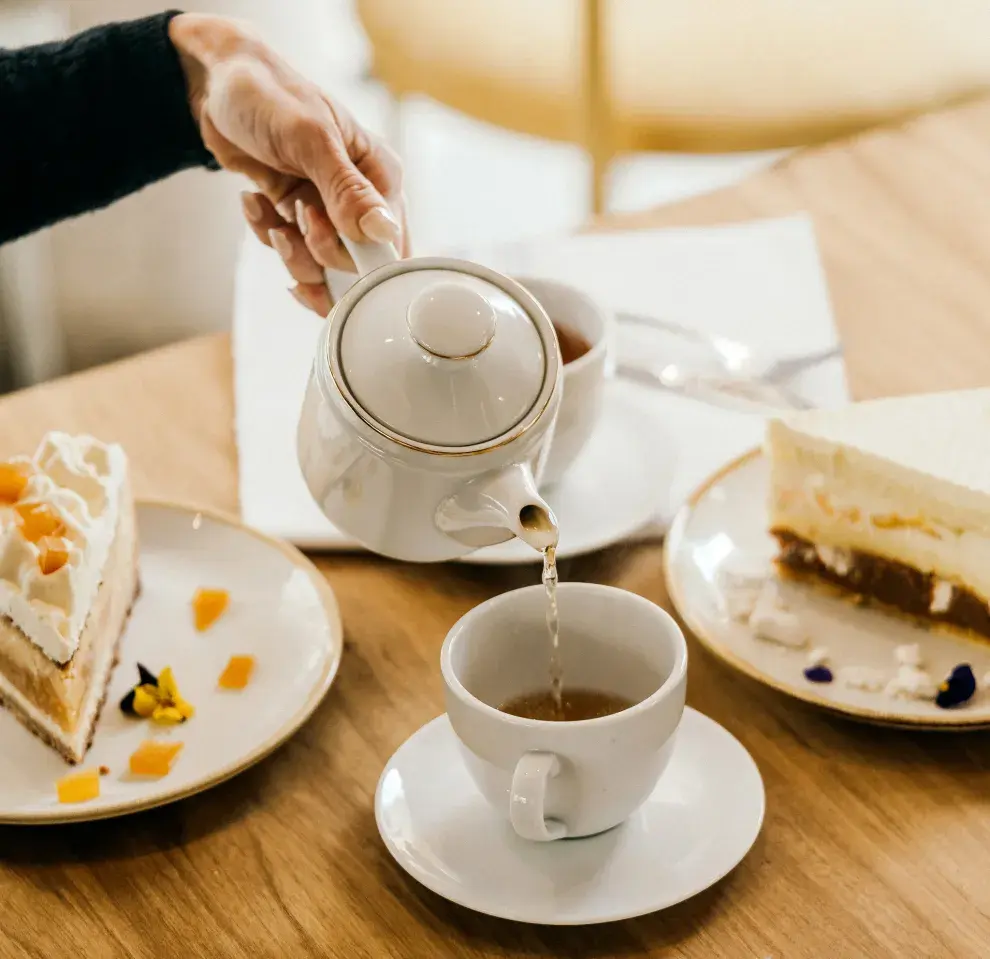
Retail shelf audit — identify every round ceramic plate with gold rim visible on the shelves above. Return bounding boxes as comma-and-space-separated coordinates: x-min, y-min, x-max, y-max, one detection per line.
664, 450, 990, 730
0, 502, 343, 824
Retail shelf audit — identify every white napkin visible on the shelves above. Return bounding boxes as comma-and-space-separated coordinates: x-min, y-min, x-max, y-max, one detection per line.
232, 214, 848, 550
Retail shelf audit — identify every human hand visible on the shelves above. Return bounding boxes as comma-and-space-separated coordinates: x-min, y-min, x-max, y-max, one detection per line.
170, 13, 408, 316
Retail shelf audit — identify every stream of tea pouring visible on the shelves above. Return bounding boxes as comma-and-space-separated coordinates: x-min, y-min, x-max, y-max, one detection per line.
520, 506, 564, 710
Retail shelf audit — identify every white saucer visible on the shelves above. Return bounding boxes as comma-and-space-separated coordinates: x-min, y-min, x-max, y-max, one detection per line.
375, 708, 764, 925
665, 451, 990, 729
461, 378, 674, 564
0, 502, 343, 824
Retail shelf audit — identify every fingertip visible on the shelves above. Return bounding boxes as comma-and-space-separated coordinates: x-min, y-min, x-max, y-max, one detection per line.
358, 206, 401, 246
295, 200, 310, 236
289, 283, 332, 317
268, 227, 292, 261
240, 191, 265, 224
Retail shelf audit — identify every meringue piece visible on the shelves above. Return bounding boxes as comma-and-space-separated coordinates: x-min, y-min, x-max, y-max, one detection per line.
885, 664, 938, 701
718, 565, 767, 622
748, 581, 807, 648
806, 646, 829, 668
839, 666, 886, 692
894, 643, 923, 668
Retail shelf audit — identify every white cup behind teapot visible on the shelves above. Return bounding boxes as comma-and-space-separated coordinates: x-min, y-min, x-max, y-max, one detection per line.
512, 277, 612, 489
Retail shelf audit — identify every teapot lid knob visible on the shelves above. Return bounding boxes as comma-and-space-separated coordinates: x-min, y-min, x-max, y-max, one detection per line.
407, 281, 497, 359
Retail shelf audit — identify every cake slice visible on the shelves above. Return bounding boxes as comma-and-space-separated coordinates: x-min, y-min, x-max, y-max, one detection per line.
0, 433, 138, 762
766, 389, 990, 640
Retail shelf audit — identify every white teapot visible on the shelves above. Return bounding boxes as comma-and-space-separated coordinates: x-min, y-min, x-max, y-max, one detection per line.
296, 239, 561, 562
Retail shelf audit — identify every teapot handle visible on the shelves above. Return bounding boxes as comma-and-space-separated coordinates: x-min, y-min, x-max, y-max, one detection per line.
338, 236, 400, 278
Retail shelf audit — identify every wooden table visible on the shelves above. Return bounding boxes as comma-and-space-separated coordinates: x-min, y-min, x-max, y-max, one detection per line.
4, 98, 990, 959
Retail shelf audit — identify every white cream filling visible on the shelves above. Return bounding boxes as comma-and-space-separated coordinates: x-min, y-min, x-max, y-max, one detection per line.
770, 466, 990, 604
0, 434, 126, 664
930, 579, 954, 614
816, 544, 852, 576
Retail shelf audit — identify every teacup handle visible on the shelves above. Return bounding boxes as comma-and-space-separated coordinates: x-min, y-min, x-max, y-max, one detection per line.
510, 751, 567, 842
337, 236, 400, 278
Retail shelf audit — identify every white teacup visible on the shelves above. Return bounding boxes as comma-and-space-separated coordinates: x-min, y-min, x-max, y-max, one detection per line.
514, 278, 611, 488
441, 583, 687, 842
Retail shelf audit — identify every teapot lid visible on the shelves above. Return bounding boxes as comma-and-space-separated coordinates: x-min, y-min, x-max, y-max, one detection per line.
329, 258, 558, 450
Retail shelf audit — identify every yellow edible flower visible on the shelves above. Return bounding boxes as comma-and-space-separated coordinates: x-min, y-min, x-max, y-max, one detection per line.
130, 666, 195, 725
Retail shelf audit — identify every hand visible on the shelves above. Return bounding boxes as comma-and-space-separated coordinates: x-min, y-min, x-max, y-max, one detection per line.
170, 13, 408, 316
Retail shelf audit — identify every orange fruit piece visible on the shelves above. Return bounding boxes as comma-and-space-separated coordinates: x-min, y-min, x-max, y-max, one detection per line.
0, 463, 28, 504
129, 740, 184, 777
218, 655, 256, 690
37, 536, 69, 575
15, 502, 65, 543
56, 768, 100, 804
193, 588, 229, 631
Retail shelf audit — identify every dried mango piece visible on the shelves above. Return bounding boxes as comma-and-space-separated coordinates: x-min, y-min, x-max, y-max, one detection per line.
218, 655, 256, 690
37, 536, 70, 575
14, 502, 65, 543
129, 740, 183, 777
0, 463, 28, 504
57, 768, 100, 804
193, 588, 229, 632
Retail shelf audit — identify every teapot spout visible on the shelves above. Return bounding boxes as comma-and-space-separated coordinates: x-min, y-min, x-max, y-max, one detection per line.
437, 463, 559, 555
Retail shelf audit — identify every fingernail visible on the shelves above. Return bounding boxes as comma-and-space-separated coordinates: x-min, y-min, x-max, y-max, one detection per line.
359, 206, 401, 245
269, 228, 292, 261
276, 200, 296, 223
288, 285, 309, 309
241, 192, 264, 223
295, 200, 309, 237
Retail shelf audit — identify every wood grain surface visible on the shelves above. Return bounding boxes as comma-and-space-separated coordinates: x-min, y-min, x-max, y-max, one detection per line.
5, 98, 990, 959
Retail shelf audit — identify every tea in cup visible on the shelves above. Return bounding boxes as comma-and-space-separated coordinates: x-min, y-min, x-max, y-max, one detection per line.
441, 583, 687, 841
514, 278, 611, 488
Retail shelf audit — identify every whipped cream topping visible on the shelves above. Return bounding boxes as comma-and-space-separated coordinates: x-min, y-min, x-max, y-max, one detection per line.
0, 433, 127, 663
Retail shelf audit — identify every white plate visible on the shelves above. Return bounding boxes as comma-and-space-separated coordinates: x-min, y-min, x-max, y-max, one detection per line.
0, 502, 343, 823
664, 451, 990, 729
375, 709, 764, 925
461, 378, 674, 564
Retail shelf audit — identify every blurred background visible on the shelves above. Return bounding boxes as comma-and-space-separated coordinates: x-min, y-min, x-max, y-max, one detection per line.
3, 0, 990, 391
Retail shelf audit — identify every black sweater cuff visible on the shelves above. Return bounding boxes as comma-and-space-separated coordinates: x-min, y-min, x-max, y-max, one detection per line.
0, 10, 218, 243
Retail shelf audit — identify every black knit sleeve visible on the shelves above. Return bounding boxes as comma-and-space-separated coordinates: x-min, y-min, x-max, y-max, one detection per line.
0, 10, 218, 244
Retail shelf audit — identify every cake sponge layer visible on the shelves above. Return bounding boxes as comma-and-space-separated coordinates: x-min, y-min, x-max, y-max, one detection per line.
0, 482, 137, 763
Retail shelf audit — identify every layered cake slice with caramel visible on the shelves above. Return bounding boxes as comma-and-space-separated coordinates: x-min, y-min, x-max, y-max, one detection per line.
767, 390, 990, 640
0, 433, 138, 762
